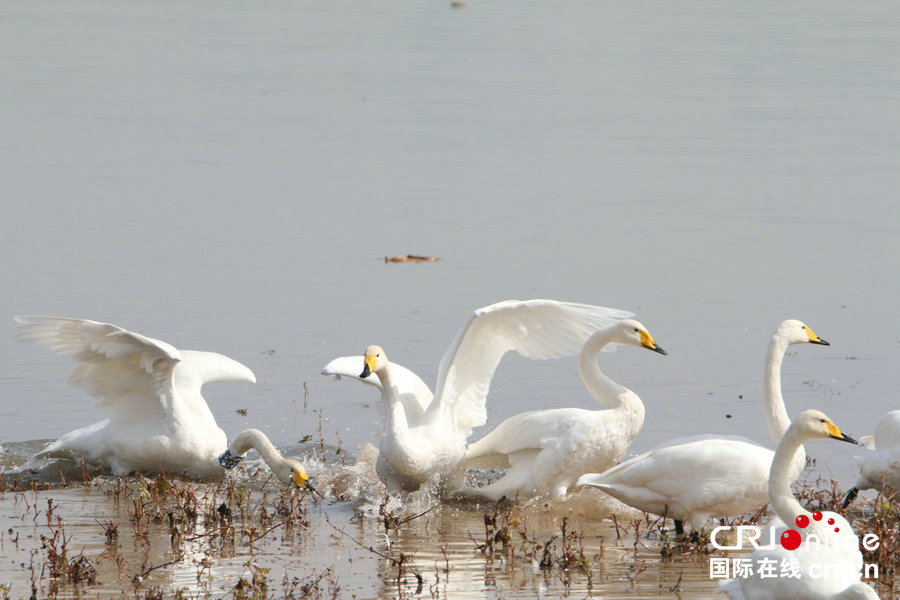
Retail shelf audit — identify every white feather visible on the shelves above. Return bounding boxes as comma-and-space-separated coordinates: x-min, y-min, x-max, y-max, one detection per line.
848, 410, 900, 497
15, 316, 255, 477
326, 299, 633, 492
575, 319, 829, 528
460, 318, 663, 500
717, 410, 875, 600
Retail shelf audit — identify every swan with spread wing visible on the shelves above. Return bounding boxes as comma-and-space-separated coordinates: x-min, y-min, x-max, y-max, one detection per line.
15, 316, 256, 477
460, 318, 666, 500
324, 299, 634, 492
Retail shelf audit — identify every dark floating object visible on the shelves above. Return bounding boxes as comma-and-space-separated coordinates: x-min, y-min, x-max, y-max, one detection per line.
384, 254, 442, 263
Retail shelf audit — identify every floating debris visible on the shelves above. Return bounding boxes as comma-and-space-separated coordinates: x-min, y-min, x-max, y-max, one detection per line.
384, 254, 442, 263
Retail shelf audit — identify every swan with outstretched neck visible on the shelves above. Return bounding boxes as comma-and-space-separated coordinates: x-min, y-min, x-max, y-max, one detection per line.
218, 429, 309, 487
458, 319, 666, 500
717, 410, 878, 600
577, 319, 828, 533
15, 315, 256, 478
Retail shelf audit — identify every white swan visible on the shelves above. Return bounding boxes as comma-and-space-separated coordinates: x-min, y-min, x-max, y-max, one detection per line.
15, 316, 256, 478
717, 409, 878, 600
577, 319, 829, 532
333, 299, 634, 492
218, 429, 309, 487
843, 409, 900, 508
459, 319, 666, 500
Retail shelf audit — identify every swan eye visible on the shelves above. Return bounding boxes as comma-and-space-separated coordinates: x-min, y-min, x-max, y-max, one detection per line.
633, 328, 639, 332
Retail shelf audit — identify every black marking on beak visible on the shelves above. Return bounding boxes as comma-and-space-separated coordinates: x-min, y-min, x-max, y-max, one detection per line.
651, 345, 668, 356
842, 487, 859, 509
811, 338, 830, 346
360, 362, 372, 378
831, 432, 858, 445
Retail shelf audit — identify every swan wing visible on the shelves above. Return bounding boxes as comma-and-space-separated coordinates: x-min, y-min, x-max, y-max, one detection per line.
15, 316, 181, 421
322, 355, 434, 420
431, 300, 634, 438
465, 408, 577, 461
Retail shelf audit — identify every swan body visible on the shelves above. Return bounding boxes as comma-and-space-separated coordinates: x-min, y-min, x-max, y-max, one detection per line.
843, 410, 900, 507
15, 316, 256, 477
460, 319, 666, 500
340, 299, 635, 492
717, 410, 873, 600
218, 429, 308, 487
577, 319, 828, 530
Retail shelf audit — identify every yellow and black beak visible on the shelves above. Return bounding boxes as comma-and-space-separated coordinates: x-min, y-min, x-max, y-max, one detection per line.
293, 469, 309, 488
826, 420, 857, 445
639, 330, 667, 355
360, 355, 377, 378
804, 326, 829, 346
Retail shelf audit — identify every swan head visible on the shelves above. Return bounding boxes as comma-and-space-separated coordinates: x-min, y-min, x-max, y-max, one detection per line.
793, 409, 857, 445
776, 319, 829, 346
360, 345, 387, 378
278, 458, 310, 488
217, 451, 308, 487
611, 319, 667, 355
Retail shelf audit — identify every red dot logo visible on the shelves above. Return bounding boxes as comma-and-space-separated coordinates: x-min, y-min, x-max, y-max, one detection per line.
812, 511, 823, 521
780, 529, 802, 551
827, 518, 835, 525
795, 515, 809, 528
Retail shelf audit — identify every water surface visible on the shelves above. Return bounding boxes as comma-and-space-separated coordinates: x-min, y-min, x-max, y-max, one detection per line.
0, 1, 898, 597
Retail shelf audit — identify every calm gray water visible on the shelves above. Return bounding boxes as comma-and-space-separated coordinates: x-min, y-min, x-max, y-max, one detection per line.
1, 0, 898, 488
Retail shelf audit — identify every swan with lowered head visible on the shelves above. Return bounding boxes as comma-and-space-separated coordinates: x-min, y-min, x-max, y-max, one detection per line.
15, 316, 255, 478
717, 409, 878, 600
577, 319, 829, 533
458, 318, 666, 500
335, 299, 634, 492
843, 409, 900, 508
218, 429, 309, 487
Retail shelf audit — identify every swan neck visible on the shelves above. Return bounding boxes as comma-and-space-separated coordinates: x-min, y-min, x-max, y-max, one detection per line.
764, 336, 790, 439
578, 332, 630, 409
764, 334, 805, 470
769, 426, 808, 525
378, 364, 411, 438
231, 429, 285, 468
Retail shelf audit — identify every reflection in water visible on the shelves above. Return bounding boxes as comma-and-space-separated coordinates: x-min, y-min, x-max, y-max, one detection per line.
0, 440, 893, 599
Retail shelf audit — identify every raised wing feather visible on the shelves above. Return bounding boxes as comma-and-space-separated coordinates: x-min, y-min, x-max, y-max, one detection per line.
431, 300, 634, 438
14, 316, 181, 417
322, 355, 434, 421
465, 407, 577, 460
